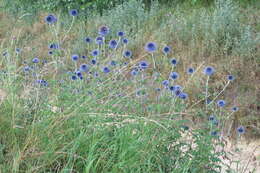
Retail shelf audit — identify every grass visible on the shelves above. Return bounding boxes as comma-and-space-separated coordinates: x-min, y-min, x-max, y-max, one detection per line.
0, 0, 259, 172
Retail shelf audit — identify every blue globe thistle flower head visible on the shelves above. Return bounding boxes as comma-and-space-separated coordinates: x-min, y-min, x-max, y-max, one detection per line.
217, 100, 226, 107
36, 79, 48, 87
23, 66, 31, 72
162, 80, 169, 86
95, 36, 104, 45
170, 58, 178, 66
98, 26, 109, 36
227, 75, 235, 81
122, 38, 129, 44
145, 42, 157, 53
71, 54, 79, 61
210, 131, 218, 136
117, 31, 125, 37
169, 86, 175, 91
109, 39, 118, 49
45, 14, 57, 24
170, 72, 179, 80
93, 72, 99, 78
237, 126, 245, 134
48, 51, 53, 55
231, 106, 239, 112
163, 46, 171, 54
187, 67, 195, 74
69, 9, 78, 17
32, 57, 39, 63
85, 37, 92, 43
2, 51, 8, 56
103, 67, 110, 74
71, 75, 77, 80
174, 85, 182, 91
91, 49, 99, 57
179, 92, 188, 100
131, 69, 138, 76
80, 64, 89, 72
15, 48, 21, 53
82, 55, 87, 59
203, 66, 215, 76
49, 43, 59, 49
75, 70, 82, 77
208, 115, 216, 121
123, 50, 132, 58
174, 89, 182, 97
139, 61, 149, 70
110, 60, 117, 66
91, 59, 97, 65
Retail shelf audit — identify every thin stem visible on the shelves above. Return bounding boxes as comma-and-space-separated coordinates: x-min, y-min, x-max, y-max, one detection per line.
208, 81, 230, 106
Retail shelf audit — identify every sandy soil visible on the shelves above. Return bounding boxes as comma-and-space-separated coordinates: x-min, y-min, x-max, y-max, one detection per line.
221, 138, 260, 173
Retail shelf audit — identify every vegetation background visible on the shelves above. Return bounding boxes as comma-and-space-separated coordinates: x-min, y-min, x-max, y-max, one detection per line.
0, 0, 259, 172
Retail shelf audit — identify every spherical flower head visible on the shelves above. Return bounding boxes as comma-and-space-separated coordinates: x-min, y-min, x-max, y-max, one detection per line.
187, 67, 195, 74
174, 89, 182, 97
48, 51, 53, 55
217, 100, 226, 107
163, 46, 171, 54
211, 131, 218, 136
139, 61, 149, 70
145, 42, 157, 53
170, 72, 179, 80
32, 57, 39, 63
85, 37, 92, 43
15, 48, 21, 53
91, 49, 99, 57
117, 31, 125, 37
3, 51, 8, 56
179, 92, 188, 100
237, 126, 245, 134
80, 64, 89, 72
45, 14, 57, 24
227, 75, 235, 81
231, 106, 239, 112
36, 79, 48, 87
23, 66, 31, 72
103, 67, 110, 73
174, 85, 182, 91
82, 55, 87, 59
71, 75, 77, 80
95, 36, 104, 45
204, 66, 215, 76
49, 43, 59, 49
110, 60, 117, 66
91, 59, 97, 65
131, 69, 138, 76
170, 58, 178, 66
208, 115, 216, 121
71, 54, 79, 61
75, 70, 82, 77
98, 26, 109, 36
122, 38, 129, 44
69, 9, 78, 17
123, 50, 132, 58
109, 39, 118, 49
162, 80, 169, 86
